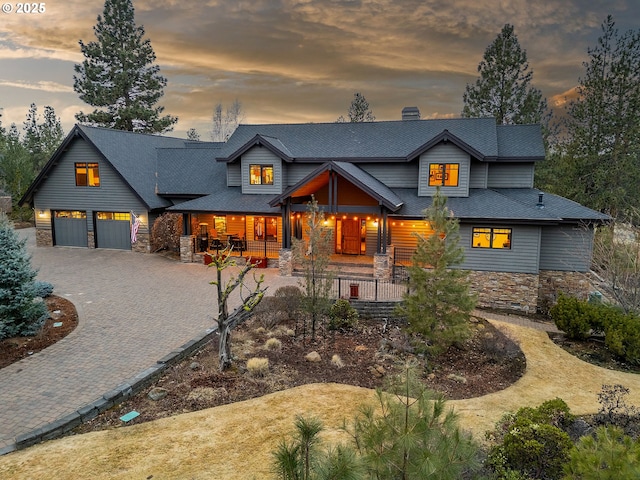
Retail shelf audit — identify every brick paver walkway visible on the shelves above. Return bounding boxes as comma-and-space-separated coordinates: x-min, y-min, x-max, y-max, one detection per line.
0, 229, 299, 452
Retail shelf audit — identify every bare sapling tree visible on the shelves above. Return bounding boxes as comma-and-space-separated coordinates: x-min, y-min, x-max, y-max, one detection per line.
209, 247, 267, 370
591, 216, 640, 314
292, 196, 334, 341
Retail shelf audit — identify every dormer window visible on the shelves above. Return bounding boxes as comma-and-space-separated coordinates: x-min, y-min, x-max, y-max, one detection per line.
250, 164, 274, 185
75, 162, 100, 187
428, 163, 459, 187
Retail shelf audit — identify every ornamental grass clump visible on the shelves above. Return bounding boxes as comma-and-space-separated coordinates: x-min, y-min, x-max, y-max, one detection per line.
246, 357, 269, 377
264, 337, 282, 351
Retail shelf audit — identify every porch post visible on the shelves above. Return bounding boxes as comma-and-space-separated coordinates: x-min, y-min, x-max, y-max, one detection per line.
283, 201, 291, 249
381, 210, 388, 254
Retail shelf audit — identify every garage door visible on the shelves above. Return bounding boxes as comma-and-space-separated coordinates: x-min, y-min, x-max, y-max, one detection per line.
53, 211, 88, 247
95, 212, 131, 250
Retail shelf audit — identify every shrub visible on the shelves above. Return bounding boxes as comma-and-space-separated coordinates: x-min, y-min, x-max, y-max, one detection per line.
253, 296, 285, 330
150, 212, 181, 252
550, 294, 593, 340
595, 384, 639, 434
564, 426, 640, 479
487, 399, 575, 479
0, 214, 49, 339
328, 299, 358, 331
246, 357, 269, 377
550, 294, 640, 364
32, 280, 54, 298
603, 313, 640, 365
264, 337, 282, 351
273, 285, 302, 321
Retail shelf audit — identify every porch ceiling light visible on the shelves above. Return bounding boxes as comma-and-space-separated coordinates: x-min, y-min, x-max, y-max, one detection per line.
38, 210, 45, 218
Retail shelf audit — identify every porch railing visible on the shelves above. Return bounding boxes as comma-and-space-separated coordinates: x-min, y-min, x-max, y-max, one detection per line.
331, 276, 409, 301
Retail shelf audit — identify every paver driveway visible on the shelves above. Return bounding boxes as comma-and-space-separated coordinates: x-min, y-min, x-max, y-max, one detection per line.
0, 229, 297, 452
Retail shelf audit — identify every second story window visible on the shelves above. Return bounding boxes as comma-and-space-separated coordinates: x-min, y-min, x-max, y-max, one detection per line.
428, 163, 459, 187
250, 164, 274, 185
75, 162, 100, 187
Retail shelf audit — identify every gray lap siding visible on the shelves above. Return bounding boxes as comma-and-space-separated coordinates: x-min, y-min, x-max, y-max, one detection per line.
32, 138, 148, 234
459, 224, 541, 274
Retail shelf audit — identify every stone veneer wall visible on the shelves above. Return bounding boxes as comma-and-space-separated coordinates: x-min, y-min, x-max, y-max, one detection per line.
467, 270, 539, 313
279, 248, 292, 276
36, 228, 53, 247
88, 231, 95, 249
538, 270, 591, 313
180, 235, 195, 263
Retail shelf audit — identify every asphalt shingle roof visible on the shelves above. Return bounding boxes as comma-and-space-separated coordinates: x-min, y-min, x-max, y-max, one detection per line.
392, 188, 610, 223
79, 125, 187, 209
156, 146, 222, 196
217, 118, 544, 162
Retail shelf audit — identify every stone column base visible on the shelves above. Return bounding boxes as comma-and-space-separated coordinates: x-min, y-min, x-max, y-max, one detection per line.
35, 229, 53, 247
279, 248, 292, 276
180, 235, 196, 263
374, 252, 392, 280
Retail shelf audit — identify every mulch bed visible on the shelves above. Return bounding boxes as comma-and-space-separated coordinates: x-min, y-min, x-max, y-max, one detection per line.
0, 296, 78, 369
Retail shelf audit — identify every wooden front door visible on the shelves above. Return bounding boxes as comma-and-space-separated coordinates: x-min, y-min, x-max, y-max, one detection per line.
342, 219, 360, 254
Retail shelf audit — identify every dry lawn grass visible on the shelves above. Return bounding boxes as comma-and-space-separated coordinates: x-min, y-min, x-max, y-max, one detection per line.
3, 319, 640, 480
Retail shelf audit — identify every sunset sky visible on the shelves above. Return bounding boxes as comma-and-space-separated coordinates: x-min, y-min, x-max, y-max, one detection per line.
1, 0, 639, 139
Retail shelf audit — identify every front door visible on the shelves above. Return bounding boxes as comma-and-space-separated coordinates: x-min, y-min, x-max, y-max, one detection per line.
342, 219, 360, 254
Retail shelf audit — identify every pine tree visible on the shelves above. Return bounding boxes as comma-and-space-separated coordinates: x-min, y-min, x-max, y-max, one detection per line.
23, 104, 64, 172
462, 24, 548, 125
397, 188, 476, 355
73, 0, 177, 133
0, 124, 31, 202
0, 214, 48, 339
547, 16, 640, 219
337, 93, 375, 123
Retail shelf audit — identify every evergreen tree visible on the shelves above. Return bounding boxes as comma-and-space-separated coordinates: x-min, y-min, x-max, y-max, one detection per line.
73, 0, 177, 133
547, 16, 640, 219
186, 128, 200, 141
397, 188, 476, 354
0, 214, 49, 339
23, 104, 64, 172
337, 92, 376, 123
350, 366, 479, 479
462, 24, 548, 125
0, 124, 31, 203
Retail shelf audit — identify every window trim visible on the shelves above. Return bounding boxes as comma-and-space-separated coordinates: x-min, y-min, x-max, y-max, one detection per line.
428, 163, 459, 187
249, 164, 274, 185
472, 227, 512, 250
75, 162, 100, 187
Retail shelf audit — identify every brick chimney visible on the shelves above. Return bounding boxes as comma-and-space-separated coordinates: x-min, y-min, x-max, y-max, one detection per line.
401, 106, 420, 121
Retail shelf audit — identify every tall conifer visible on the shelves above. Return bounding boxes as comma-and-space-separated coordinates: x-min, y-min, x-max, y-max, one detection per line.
74, 0, 177, 133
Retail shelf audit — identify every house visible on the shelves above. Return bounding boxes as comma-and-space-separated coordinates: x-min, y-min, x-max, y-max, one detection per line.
20, 110, 610, 312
